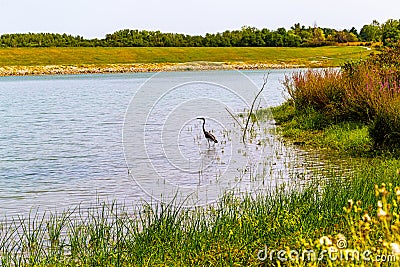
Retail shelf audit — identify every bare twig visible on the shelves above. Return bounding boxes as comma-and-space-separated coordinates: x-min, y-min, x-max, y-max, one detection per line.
242, 73, 269, 144
225, 106, 244, 130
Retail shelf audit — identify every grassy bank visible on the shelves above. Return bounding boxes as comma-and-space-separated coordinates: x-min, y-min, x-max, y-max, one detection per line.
0, 46, 370, 67
276, 45, 400, 153
2, 160, 400, 266
271, 102, 373, 156
255, 44, 400, 264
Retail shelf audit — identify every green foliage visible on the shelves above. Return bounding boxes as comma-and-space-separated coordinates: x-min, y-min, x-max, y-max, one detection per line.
283, 44, 400, 150
369, 99, 400, 149
271, 103, 372, 156
2, 18, 399, 49
0, 33, 100, 47
360, 20, 382, 42
382, 19, 400, 47
323, 122, 371, 153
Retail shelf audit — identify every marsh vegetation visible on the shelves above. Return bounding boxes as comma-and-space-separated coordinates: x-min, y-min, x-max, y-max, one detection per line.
2, 45, 400, 266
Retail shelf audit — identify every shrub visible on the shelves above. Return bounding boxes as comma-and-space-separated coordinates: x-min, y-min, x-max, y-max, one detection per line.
283, 68, 345, 119
369, 99, 400, 149
283, 43, 400, 150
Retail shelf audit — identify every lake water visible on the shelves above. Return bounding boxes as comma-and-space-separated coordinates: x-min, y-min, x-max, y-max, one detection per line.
0, 70, 347, 218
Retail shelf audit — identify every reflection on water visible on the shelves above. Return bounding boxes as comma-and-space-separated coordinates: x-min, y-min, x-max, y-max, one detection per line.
0, 70, 352, 218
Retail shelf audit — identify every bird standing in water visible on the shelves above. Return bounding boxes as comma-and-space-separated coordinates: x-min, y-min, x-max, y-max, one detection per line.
197, 117, 218, 146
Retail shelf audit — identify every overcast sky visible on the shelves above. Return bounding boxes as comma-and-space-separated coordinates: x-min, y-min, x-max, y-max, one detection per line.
0, 0, 399, 38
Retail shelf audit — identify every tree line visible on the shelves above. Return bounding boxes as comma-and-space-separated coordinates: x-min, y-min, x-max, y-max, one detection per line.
1, 19, 399, 48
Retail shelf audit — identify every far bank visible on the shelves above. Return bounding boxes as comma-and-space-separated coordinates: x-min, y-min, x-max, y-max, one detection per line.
0, 46, 371, 76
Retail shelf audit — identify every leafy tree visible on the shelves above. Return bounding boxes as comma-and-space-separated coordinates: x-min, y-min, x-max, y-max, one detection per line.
382, 19, 400, 46
360, 20, 382, 42
349, 27, 359, 38
0, 20, 397, 48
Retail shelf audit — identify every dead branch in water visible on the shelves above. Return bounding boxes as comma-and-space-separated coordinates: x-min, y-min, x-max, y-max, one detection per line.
242, 73, 269, 144
225, 106, 244, 130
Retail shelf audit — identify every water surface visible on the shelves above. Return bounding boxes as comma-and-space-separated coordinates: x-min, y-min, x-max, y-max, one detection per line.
0, 70, 346, 217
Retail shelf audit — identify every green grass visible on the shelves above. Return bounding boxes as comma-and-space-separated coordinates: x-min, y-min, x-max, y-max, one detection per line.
271, 102, 373, 156
323, 122, 371, 151
2, 159, 400, 266
0, 46, 371, 66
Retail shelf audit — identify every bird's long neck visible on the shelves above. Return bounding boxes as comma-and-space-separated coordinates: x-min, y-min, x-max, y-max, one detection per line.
202, 120, 206, 133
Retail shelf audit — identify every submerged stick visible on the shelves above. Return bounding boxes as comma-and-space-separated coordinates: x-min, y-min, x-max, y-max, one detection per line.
225, 106, 244, 130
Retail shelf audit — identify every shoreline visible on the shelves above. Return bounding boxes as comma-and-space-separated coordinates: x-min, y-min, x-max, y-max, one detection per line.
0, 61, 312, 76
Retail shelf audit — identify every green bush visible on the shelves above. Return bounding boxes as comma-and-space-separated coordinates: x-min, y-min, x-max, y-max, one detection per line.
369, 99, 400, 149
284, 43, 400, 151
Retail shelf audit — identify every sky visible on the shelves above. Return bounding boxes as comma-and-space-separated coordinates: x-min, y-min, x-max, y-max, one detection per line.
0, 0, 399, 38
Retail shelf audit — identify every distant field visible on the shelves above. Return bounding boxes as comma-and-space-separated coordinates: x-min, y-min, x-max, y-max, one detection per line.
0, 46, 372, 67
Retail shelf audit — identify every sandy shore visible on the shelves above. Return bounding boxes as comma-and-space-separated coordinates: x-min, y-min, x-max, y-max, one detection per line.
0, 62, 306, 76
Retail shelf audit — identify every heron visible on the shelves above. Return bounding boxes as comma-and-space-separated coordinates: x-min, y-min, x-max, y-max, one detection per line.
197, 117, 218, 146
